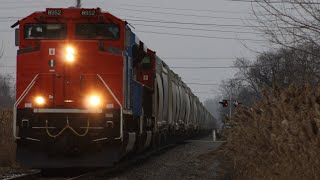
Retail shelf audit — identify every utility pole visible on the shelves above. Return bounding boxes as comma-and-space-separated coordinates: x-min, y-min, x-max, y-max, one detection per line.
229, 81, 233, 122
76, 0, 81, 8
229, 88, 232, 122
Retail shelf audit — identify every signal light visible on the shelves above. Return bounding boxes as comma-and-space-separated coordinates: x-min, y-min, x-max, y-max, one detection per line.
233, 100, 241, 107
219, 100, 228, 107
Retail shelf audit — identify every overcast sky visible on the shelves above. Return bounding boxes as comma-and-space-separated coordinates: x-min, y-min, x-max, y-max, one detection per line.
0, 0, 269, 102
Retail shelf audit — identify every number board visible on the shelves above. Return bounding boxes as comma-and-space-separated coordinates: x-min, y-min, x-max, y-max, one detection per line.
47, 9, 62, 16
81, 9, 96, 16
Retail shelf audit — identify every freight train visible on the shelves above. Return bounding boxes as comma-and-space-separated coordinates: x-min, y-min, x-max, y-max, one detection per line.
11, 7, 215, 168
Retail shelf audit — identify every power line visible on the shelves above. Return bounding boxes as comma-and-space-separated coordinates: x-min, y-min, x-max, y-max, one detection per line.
119, 3, 252, 15
184, 78, 221, 82
227, 0, 320, 4
0, 17, 21, 19
0, 1, 70, 11
126, 18, 266, 29
163, 57, 254, 60
134, 30, 264, 42
133, 23, 263, 35
172, 66, 238, 69
193, 92, 217, 94
0, 14, 261, 29
187, 83, 220, 85
2, 56, 255, 60
171, 64, 270, 69
0, 16, 268, 30
117, 8, 256, 21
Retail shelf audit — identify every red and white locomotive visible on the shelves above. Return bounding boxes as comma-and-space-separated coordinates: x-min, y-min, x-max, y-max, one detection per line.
12, 7, 215, 168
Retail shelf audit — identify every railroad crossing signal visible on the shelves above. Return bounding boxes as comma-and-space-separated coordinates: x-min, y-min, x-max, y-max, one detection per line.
233, 100, 242, 107
233, 100, 239, 107
219, 100, 241, 108
219, 100, 228, 107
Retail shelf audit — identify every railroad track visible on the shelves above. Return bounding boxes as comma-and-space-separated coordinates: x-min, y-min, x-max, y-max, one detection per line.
4, 170, 41, 180
5, 144, 176, 180
69, 144, 177, 180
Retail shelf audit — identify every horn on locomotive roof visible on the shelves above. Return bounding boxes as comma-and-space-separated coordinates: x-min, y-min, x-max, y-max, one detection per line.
76, 0, 81, 8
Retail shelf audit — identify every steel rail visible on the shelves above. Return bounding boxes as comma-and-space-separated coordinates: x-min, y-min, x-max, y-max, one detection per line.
68, 144, 177, 180
5, 170, 41, 180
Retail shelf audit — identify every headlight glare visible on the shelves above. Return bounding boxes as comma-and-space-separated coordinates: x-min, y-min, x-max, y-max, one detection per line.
65, 46, 75, 62
35, 96, 45, 105
66, 46, 75, 54
66, 53, 75, 62
89, 95, 101, 107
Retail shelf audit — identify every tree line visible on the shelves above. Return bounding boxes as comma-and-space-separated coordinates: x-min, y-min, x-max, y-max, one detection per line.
0, 45, 14, 109
205, 0, 320, 127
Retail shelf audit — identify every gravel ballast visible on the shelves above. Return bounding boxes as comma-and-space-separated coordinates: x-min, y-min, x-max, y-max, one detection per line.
112, 137, 226, 180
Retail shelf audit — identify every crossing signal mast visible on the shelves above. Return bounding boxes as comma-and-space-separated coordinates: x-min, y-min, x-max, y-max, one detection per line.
219, 99, 241, 125
219, 100, 241, 108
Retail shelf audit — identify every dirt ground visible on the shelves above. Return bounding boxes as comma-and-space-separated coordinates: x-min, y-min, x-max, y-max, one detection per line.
110, 136, 228, 180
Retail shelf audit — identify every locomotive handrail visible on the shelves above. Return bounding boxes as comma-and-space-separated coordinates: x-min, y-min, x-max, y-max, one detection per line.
13, 74, 39, 139
97, 74, 123, 142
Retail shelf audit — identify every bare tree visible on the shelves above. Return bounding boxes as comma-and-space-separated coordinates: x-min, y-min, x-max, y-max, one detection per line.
0, 75, 14, 108
0, 43, 14, 108
252, 0, 320, 58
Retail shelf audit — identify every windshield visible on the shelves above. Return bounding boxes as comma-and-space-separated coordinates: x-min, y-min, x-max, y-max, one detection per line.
75, 24, 120, 40
24, 24, 66, 39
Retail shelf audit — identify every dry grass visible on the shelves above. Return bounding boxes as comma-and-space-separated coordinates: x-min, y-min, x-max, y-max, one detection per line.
224, 85, 320, 179
0, 109, 15, 166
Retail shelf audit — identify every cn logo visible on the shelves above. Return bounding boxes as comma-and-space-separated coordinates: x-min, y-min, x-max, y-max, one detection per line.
49, 48, 55, 55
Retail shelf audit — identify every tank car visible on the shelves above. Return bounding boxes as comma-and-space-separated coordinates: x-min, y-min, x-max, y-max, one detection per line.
11, 7, 215, 168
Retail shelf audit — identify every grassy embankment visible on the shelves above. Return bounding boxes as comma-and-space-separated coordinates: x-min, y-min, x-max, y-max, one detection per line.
224, 85, 320, 179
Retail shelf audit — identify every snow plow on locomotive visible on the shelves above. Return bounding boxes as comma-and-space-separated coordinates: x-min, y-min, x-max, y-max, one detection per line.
12, 7, 216, 168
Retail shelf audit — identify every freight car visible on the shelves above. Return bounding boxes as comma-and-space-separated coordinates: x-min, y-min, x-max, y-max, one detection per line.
11, 7, 216, 168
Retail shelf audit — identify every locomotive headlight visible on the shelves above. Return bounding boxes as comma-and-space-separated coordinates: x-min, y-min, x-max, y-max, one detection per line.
89, 95, 101, 107
66, 46, 75, 54
65, 46, 75, 62
35, 96, 45, 105
66, 53, 75, 62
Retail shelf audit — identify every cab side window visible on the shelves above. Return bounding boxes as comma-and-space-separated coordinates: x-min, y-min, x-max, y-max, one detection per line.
142, 56, 152, 69
24, 24, 66, 39
75, 24, 120, 40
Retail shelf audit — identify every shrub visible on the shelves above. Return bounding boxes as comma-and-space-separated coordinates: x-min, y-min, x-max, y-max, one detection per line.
0, 109, 15, 166
225, 85, 320, 179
